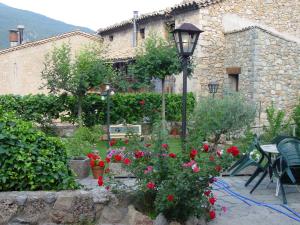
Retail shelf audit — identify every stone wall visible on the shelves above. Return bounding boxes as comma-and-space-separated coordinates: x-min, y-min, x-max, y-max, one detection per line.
0, 188, 111, 225
0, 33, 101, 95
225, 27, 300, 124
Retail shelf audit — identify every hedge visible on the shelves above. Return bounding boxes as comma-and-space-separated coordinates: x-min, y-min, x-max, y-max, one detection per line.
0, 93, 195, 127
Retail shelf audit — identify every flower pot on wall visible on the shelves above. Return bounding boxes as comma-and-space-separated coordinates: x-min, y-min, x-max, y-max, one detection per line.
69, 157, 90, 179
92, 166, 104, 179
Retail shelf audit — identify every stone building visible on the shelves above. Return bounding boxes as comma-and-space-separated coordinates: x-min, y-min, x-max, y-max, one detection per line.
0, 31, 101, 95
97, 0, 300, 124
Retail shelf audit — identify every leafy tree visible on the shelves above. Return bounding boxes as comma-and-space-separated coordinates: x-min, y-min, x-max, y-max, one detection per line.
41, 43, 115, 123
132, 34, 181, 123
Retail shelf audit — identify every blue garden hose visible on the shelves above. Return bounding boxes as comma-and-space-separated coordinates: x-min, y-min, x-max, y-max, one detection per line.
213, 179, 300, 223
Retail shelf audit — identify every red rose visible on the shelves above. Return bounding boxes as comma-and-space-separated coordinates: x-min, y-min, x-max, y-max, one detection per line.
169, 153, 176, 158
209, 155, 215, 162
190, 149, 198, 159
134, 150, 144, 159
98, 176, 104, 186
104, 168, 110, 173
162, 143, 168, 149
204, 190, 211, 196
227, 146, 240, 157
146, 182, 155, 189
105, 157, 111, 163
123, 158, 131, 165
109, 139, 117, 147
167, 194, 174, 202
215, 165, 222, 172
209, 211, 216, 220
114, 154, 122, 162
203, 144, 209, 152
209, 197, 216, 205
87, 153, 94, 159
139, 100, 145, 105
98, 160, 105, 167
124, 139, 129, 144
90, 159, 95, 167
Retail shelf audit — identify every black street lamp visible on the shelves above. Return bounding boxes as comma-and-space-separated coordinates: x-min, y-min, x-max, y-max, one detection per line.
208, 81, 219, 98
101, 83, 115, 144
87, 83, 115, 146
172, 23, 203, 148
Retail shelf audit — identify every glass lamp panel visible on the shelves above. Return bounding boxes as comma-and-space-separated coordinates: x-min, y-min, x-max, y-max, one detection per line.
181, 31, 191, 54
173, 32, 182, 53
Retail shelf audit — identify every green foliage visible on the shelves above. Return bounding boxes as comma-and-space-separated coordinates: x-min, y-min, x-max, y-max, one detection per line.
0, 108, 78, 191
65, 125, 103, 157
0, 93, 195, 127
41, 43, 115, 120
0, 94, 64, 128
261, 104, 290, 143
294, 103, 300, 137
133, 34, 181, 82
188, 94, 256, 150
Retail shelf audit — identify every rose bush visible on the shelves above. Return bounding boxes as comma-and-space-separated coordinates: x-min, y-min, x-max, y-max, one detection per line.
97, 138, 240, 222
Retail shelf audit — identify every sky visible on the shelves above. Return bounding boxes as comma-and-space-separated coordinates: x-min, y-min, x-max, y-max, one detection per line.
0, 0, 182, 31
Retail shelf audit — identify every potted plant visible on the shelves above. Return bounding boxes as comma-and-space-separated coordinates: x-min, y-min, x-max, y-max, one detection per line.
87, 152, 106, 179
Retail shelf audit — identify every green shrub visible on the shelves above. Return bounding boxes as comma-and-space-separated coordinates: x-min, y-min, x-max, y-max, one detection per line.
0, 108, 78, 191
0, 93, 195, 127
65, 125, 103, 157
293, 103, 300, 137
188, 94, 256, 150
261, 104, 291, 143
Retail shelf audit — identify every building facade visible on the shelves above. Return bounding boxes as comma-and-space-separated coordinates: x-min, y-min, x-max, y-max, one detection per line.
0, 31, 101, 95
98, 0, 300, 124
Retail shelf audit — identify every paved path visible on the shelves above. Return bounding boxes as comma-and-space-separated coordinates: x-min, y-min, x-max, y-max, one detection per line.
209, 176, 300, 225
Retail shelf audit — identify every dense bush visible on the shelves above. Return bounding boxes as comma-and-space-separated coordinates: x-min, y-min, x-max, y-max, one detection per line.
188, 94, 256, 150
0, 108, 78, 191
0, 93, 195, 127
293, 103, 300, 137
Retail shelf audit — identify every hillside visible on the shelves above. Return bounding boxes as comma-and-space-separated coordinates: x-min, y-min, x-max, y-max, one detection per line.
0, 3, 94, 49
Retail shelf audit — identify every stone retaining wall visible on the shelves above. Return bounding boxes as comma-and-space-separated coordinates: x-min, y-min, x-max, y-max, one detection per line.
0, 188, 113, 225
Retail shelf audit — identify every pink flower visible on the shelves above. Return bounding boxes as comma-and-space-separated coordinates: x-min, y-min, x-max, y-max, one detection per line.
182, 160, 196, 168
221, 206, 227, 213
192, 164, 200, 173
217, 150, 222, 157
162, 143, 169, 149
147, 166, 153, 172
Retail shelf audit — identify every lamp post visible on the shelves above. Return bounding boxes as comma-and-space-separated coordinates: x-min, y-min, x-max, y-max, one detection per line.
208, 81, 219, 98
172, 23, 203, 149
87, 83, 115, 146
101, 83, 115, 144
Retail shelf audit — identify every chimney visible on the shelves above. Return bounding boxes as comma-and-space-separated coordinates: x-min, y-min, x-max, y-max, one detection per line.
132, 11, 138, 47
9, 29, 18, 47
17, 25, 25, 45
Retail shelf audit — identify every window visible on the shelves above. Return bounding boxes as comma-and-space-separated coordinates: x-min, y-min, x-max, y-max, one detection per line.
228, 74, 239, 92
140, 28, 145, 39
109, 35, 114, 42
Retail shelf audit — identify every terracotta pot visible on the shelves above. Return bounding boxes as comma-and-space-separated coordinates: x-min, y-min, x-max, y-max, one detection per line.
92, 166, 104, 179
69, 157, 90, 179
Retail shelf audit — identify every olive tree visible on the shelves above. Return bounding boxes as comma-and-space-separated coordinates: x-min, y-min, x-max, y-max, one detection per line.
41, 43, 115, 122
188, 93, 256, 150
